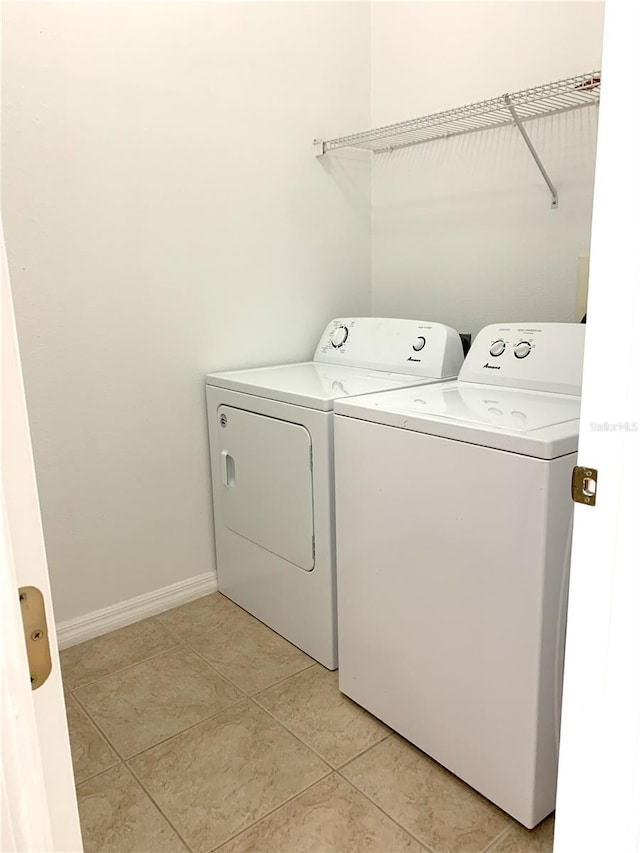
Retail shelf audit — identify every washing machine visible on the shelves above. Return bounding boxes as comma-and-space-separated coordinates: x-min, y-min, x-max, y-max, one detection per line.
206, 318, 464, 670
334, 322, 585, 827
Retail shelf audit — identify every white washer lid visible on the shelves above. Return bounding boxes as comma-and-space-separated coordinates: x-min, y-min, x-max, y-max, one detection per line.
205, 362, 447, 411
334, 382, 582, 458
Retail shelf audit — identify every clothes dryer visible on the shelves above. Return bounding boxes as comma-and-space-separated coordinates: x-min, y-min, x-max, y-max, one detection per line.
206, 318, 464, 669
334, 322, 585, 826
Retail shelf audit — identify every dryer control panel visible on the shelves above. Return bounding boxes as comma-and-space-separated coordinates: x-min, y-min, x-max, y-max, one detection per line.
459, 323, 585, 396
314, 318, 464, 379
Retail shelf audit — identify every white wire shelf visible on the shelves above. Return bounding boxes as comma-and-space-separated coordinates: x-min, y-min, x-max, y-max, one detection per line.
315, 71, 600, 154
314, 70, 601, 209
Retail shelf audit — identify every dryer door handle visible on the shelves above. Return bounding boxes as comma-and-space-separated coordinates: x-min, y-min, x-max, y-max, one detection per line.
221, 450, 236, 487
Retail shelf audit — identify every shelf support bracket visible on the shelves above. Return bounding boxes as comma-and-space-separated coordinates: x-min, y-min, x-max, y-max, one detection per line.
504, 94, 558, 209
313, 139, 326, 157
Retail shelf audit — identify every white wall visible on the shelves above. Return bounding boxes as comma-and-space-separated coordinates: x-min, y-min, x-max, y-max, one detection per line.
2, 2, 371, 623
371, 1, 605, 337
2, 1, 605, 626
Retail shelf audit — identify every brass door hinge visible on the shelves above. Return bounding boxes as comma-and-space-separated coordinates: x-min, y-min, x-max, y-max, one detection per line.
19, 587, 52, 690
572, 466, 598, 507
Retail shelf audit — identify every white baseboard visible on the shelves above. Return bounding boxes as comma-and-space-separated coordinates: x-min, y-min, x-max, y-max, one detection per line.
56, 572, 218, 650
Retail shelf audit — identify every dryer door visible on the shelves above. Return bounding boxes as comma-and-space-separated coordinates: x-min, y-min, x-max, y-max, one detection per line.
216, 406, 315, 571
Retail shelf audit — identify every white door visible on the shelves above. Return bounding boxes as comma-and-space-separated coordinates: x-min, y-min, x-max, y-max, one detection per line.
553, 2, 640, 851
216, 405, 315, 571
1, 221, 82, 852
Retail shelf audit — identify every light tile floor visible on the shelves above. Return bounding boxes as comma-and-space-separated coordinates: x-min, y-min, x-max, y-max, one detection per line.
63, 593, 554, 853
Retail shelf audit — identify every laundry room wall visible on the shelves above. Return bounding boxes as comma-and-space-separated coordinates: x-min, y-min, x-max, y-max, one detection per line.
1, 2, 371, 627
370, 1, 605, 337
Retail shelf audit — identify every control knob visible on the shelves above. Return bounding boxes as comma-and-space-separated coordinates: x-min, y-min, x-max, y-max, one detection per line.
412, 336, 426, 352
489, 339, 506, 357
330, 325, 349, 348
514, 340, 532, 359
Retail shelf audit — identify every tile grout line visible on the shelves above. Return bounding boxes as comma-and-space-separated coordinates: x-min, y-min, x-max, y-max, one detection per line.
74, 763, 119, 792
123, 695, 333, 853
65, 640, 181, 693
122, 695, 249, 763
344, 728, 520, 846
333, 731, 394, 772
74, 762, 194, 852
73, 763, 121, 789
249, 663, 396, 763
68, 618, 320, 769
335, 771, 435, 853
74, 702, 422, 853
71, 691, 132, 767
152, 601, 319, 696
125, 695, 336, 853
163, 633, 252, 695
248, 695, 337, 770
146, 629, 256, 702
331, 730, 442, 849
205, 770, 337, 853
64, 595, 238, 693
480, 825, 514, 852
67, 625, 253, 764
253, 685, 393, 773
168, 622, 318, 698
336, 751, 519, 853
247, 659, 318, 697
66, 603, 314, 701
66, 695, 121, 787
149, 615, 205, 647
186, 693, 406, 850
123, 760, 196, 853
72, 664, 247, 767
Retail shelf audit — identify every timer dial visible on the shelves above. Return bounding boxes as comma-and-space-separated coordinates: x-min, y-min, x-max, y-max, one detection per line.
489, 339, 506, 357
330, 325, 349, 348
514, 340, 532, 359
412, 336, 426, 352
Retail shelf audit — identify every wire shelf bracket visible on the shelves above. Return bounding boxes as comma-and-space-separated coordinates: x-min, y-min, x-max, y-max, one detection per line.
314, 71, 601, 210
504, 93, 558, 209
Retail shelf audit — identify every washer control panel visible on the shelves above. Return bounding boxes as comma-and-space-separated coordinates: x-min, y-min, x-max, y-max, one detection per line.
488, 337, 534, 360
459, 323, 585, 396
314, 318, 464, 379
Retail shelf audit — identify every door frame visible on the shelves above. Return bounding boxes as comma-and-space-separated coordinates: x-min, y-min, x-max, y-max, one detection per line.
1, 216, 83, 851
553, 1, 640, 850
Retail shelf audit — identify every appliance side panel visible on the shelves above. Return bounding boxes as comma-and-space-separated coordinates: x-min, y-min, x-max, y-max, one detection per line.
533, 452, 578, 820
335, 415, 555, 826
